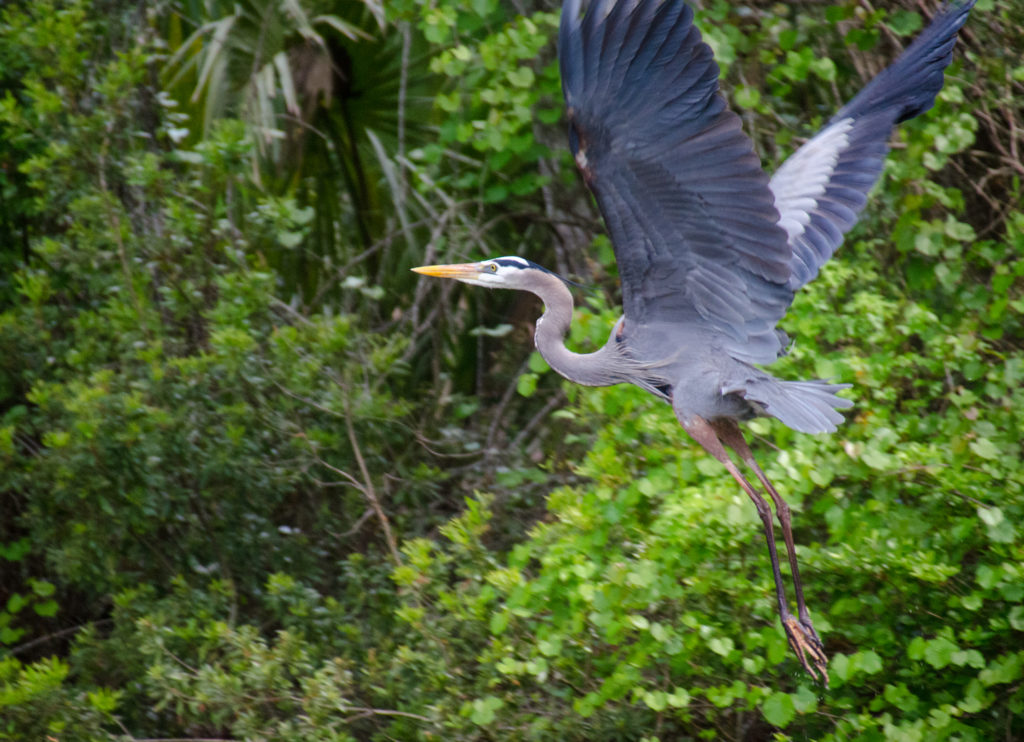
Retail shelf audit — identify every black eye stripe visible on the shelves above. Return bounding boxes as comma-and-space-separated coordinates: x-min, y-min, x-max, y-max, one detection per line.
483, 257, 580, 288
492, 257, 529, 270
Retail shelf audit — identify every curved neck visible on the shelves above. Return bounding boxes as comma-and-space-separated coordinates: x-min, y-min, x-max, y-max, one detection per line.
529, 272, 623, 388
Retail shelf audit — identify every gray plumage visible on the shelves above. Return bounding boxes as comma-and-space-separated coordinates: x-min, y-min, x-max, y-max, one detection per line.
414, 0, 975, 685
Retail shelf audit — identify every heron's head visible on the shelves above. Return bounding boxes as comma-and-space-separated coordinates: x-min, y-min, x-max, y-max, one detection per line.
412, 256, 555, 290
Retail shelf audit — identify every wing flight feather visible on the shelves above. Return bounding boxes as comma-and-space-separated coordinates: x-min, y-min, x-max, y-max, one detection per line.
771, 0, 975, 290
560, 0, 794, 363
559, 0, 973, 362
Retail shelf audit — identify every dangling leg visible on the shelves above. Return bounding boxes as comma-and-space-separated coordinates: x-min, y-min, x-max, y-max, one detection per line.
711, 419, 823, 640
680, 414, 828, 685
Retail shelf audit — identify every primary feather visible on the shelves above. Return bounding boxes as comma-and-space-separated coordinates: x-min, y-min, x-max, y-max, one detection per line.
773, 0, 976, 290
560, 0, 974, 371
560, 0, 793, 366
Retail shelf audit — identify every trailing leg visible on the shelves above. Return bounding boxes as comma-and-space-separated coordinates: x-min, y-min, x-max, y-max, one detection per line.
680, 414, 828, 685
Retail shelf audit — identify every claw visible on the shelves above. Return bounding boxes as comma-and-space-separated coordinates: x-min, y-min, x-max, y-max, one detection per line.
784, 615, 829, 687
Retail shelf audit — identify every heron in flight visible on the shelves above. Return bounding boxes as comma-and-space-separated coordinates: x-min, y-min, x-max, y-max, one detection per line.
414, 0, 974, 684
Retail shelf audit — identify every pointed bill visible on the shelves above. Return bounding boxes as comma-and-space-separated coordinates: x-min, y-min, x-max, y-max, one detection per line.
411, 263, 480, 279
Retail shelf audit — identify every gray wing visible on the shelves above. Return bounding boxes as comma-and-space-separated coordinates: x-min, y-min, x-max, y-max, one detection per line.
772, 0, 975, 290
559, 0, 793, 364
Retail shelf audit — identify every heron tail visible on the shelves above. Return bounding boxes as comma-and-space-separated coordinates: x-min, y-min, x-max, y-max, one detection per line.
726, 377, 854, 434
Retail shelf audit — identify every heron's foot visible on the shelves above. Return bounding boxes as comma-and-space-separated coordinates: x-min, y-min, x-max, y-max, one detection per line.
783, 615, 829, 687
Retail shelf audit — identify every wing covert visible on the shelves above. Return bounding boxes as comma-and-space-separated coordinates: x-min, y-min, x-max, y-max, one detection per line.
560, 0, 794, 363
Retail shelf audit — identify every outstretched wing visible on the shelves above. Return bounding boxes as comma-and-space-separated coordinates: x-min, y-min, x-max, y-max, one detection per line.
771, 0, 975, 290
559, 0, 793, 364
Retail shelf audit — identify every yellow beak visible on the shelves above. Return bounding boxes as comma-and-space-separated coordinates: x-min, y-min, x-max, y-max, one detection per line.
411, 263, 480, 279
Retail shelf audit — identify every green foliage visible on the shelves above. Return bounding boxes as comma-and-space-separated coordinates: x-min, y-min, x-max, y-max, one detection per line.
130, 586, 365, 740
0, 656, 117, 741
424, 7, 559, 204
1, 0, 1023, 740
0, 14, 423, 596
0, 577, 58, 646
0, 0, 424, 680
164, 0, 374, 140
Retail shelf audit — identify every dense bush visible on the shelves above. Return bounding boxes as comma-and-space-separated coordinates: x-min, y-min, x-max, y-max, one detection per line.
1, 0, 1023, 739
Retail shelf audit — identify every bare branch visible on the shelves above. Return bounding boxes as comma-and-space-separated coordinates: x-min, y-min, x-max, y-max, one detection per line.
343, 401, 401, 564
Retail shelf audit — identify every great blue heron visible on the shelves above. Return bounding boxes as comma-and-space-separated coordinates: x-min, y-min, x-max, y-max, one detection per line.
414, 0, 974, 684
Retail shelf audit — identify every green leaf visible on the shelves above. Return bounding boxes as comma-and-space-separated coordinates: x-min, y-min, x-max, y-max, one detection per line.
733, 85, 760, 109
29, 579, 55, 597
762, 691, 796, 727
924, 637, 958, 669
859, 650, 883, 674
0, 626, 26, 644
0, 539, 31, 562
810, 57, 836, 82
277, 230, 302, 248
978, 506, 1003, 527
629, 615, 650, 631
831, 653, 851, 681
489, 611, 509, 634
884, 683, 920, 713
978, 506, 1017, 543
507, 66, 535, 88
528, 351, 550, 373
538, 637, 562, 656
87, 688, 120, 714
33, 600, 59, 617
516, 373, 538, 398
471, 0, 498, 17
969, 438, 1000, 460
944, 217, 976, 241
708, 636, 733, 657
6, 593, 28, 614
885, 9, 922, 36
469, 695, 504, 725
667, 687, 691, 708
791, 684, 819, 714
642, 690, 667, 711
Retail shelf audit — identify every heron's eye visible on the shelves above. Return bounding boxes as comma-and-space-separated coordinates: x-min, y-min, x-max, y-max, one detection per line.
487, 263, 498, 273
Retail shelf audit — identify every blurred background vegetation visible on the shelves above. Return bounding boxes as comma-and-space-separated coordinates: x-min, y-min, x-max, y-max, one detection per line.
1, 0, 1022, 739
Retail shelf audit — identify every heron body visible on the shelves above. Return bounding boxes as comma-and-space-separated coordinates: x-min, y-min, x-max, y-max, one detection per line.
415, 0, 975, 684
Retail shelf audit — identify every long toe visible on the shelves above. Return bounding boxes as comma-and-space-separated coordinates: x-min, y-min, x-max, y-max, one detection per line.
799, 616, 824, 649
784, 615, 829, 687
